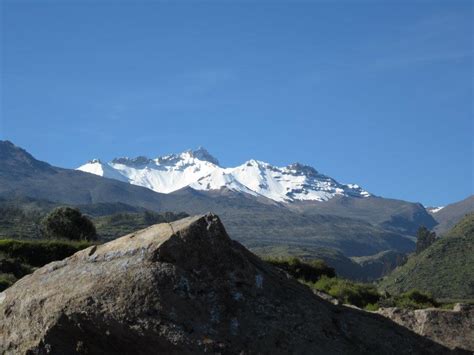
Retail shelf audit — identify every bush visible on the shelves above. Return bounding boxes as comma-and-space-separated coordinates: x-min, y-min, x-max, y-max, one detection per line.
309, 276, 381, 308
0, 274, 16, 291
266, 257, 336, 282
0, 239, 94, 267
364, 303, 380, 311
394, 290, 438, 309
0, 257, 32, 278
41, 207, 97, 241
376, 289, 438, 309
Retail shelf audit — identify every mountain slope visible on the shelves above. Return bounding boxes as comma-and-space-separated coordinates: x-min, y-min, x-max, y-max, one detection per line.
0, 141, 175, 209
291, 196, 437, 236
77, 146, 438, 238
78, 147, 370, 203
351, 250, 407, 281
431, 195, 474, 235
379, 213, 474, 299
253, 245, 407, 281
0, 141, 428, 259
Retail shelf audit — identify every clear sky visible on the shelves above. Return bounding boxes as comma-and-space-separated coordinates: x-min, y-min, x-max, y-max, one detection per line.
1, 1, 472, 206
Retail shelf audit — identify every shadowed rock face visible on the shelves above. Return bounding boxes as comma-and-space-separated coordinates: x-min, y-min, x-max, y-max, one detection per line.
377, 305, 474, 352
0, 214, 462, 354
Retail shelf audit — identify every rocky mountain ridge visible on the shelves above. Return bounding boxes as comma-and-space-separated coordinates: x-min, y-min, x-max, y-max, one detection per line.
78, 147, 370, 203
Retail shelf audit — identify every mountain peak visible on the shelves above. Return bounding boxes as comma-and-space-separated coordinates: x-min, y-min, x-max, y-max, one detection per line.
0, 140, 56, 176
244, 159, 268, 167
184, 147, 220, 166
287, 163, 319, 176
77, 149, 370, 202
0, 140, 26, 156
0, 140, 16, 148
111, 156, 152, 166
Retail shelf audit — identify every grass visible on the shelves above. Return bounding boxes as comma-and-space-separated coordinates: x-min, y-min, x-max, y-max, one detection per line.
379, 213, 474, 299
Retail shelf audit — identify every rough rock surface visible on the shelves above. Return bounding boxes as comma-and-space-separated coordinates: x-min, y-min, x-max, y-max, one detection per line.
0, 214, 464, 354
377, 305, 474, 352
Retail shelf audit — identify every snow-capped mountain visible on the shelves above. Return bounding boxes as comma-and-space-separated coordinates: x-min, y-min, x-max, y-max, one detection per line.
77, 147, 370, 203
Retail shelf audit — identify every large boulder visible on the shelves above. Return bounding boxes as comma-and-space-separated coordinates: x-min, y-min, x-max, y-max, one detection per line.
0, 214, 463, 354
377, 305, 474, 352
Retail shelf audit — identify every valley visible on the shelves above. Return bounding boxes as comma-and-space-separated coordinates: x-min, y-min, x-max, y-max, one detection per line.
1, 140, 472, 282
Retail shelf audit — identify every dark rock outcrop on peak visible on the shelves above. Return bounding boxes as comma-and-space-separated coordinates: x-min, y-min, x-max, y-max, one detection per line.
0, 214, 462, 354
377, 305, 474, 352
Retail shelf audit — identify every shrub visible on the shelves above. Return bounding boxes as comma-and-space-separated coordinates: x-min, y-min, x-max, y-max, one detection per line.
0, 273, 16, 291
376, 289, 438, 309
266, 257, 336, 282
309, 276, 381, 308
394, 290, 438, 309
0, 257, 32, 278
41, 207, 97, 241
364, 303, 380, 311
0, 239, 93, 267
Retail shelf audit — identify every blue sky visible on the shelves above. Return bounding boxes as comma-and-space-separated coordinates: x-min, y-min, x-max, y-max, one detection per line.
1, 1, 472, 206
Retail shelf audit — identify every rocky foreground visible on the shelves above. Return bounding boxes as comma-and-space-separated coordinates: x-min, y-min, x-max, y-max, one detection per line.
0, 214, 467, 354
377, 305, 474, 352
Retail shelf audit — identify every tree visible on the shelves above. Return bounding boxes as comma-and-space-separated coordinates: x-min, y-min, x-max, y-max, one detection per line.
41, 207, 97, 241
415, 226, 436, 254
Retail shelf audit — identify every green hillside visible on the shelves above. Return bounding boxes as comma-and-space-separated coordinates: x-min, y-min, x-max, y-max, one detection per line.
252, 245, 405, 281
379, 213, 474, 300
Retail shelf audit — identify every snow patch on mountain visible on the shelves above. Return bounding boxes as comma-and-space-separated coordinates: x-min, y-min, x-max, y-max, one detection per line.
79, 159, 130, 183
427, 206, 444, 214
77, 148, 370, 203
